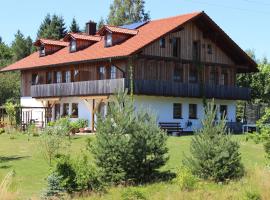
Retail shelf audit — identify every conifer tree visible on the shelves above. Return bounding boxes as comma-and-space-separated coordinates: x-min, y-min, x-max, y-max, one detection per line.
97, 17, 105, 30
69, 17, 80, 33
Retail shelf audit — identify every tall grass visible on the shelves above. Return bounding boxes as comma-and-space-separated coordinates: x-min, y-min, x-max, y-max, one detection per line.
0, 171, 17, 200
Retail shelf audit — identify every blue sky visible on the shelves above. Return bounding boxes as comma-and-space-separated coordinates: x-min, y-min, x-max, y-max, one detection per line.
0, 0, 269, 60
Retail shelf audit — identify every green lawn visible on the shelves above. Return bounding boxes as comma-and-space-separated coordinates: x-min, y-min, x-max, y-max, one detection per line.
0, 133, 268, 200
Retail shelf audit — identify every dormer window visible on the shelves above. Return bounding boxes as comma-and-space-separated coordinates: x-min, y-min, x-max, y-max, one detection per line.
105, 33, 112, 47
70, 39, 77, 52
40, 45, 45, 56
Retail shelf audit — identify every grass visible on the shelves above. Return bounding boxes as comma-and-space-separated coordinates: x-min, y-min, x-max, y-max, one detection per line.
0, 133, 268, 199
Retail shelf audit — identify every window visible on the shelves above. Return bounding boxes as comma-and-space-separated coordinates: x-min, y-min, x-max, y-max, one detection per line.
54, 104, 61, 120
220, 70, 228, 85
46, 72, 53, 84
209, 67, 217, 85
189, 104, 197, 119
207, 44, 212, 54
71, 103, 78, 118
160, 37, 165, 48
40, 45, 45, 56
220, 105, 228, 118
173, 103, 182, 119
189, 66, 198, 83
192, 41, 200, 61
172, 38, 180, 57
70, 39, 77, 52
32, 73, 39, 85
63, 71, 71, 83
74, 69, 80, 82
173, 65, 183, 82
99, 66, 106, 80
63, 103, 69, 116
105, 33, 112, 47
55, 71, 62, 83
110, 66, 117, 79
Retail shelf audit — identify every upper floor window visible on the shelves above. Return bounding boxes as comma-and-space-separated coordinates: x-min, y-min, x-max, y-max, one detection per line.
55, 71, 62, 83
172, 38, 180, 57
46, 72, 53, 84
189, 104, 197, 119
32, 73, 39, 85
160, 38, 165, 48
110, 66, 117, 79
105, 33, 112, 47
173, 65, 183, 82
74, 69, 80, 82
209, 67, 217, 85
207, 44, 212, 54
189, 66, 198, 83
63, 71, 71, 83
40, 45, 45, 56
70, 39, 77, 52
173, 103, 182, 119
99, 66, 106, 80
192, 41, 200, 61
220, 70, 228, 86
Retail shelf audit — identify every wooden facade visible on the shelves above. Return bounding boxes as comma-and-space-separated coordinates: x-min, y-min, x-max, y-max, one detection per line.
21, 20, 249, 100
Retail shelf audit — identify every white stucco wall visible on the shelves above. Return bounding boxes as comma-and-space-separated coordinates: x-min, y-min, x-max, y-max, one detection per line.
21, 95, 236, 132
133, 95, 236, 132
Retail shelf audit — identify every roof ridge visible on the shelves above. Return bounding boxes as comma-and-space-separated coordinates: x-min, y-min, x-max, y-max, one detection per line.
150, 11, 203, 23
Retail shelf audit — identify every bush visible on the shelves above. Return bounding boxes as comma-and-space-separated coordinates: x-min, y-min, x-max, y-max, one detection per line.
174, 166, 197, 191
0, 128, 5, 134
76, 119, 88, 128
244, 190, 261, 200
183, 101, 244, 182
90, 92, 168, 184
121, 188, 147, 200
45, 154, 103, 195
42, 172, 64, 199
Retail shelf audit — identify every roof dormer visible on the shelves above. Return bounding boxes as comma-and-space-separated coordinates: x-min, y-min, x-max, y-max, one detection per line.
63, 33, 101, 52
98, 25, 138, 47
34, 39, 68, 57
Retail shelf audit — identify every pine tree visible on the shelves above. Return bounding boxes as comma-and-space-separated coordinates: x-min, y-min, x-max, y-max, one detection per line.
107, 0, 150, 26
97, 17, 105, 30
37, 14, 67, 40
11, 30, 33, 61
69, 17, 80, 33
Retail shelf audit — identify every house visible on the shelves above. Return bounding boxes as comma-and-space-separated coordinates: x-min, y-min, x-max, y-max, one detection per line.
0, 11, 257, 132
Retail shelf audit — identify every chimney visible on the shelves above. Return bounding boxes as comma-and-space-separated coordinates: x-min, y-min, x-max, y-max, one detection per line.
86, 21, 97, 35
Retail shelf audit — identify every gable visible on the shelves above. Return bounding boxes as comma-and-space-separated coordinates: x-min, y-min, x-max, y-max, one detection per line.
142, 22, 235, 66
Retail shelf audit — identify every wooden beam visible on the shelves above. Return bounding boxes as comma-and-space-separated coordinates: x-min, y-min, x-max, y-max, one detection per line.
79, 95, 109, 100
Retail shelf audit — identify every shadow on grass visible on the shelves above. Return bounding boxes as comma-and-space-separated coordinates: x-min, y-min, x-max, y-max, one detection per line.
146, 170, 176, 184
0, 155, 30, 163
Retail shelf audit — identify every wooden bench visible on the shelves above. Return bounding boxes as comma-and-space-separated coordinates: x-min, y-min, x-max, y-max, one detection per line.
159, 122, 183, 136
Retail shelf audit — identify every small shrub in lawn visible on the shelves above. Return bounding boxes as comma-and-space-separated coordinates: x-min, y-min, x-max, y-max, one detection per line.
91, 91, 168, 184
183, 101, 244, 182
42, 172, 64, 199
0, 128, 5, 134
174, 166, 197, 191
244, 190, 261, 200
121, 188, 147, 200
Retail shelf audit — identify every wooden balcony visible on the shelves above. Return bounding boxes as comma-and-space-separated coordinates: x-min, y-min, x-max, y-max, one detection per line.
31, 78, 125, 98
31, 78, 250, 100
129, 79, 251, 100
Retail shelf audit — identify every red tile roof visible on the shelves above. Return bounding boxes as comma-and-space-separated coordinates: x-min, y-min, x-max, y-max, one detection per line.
0, 11, 257, 72
98, 25, 138, 36
63, 33, 101, 42
34, 38, 69, 47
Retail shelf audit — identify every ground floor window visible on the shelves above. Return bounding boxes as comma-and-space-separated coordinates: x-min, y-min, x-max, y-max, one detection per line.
63, 103, 69, 117
189, 104, 197, 119
71, 103, 78, 118
173, 103, 182, 119
220, 105, 228, 118
54, 104, 61, 120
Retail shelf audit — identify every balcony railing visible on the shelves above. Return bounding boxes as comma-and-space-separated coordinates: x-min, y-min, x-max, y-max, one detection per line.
31, 78, 250, 100
31, 78, 125, 98
128, 79, 251, 100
